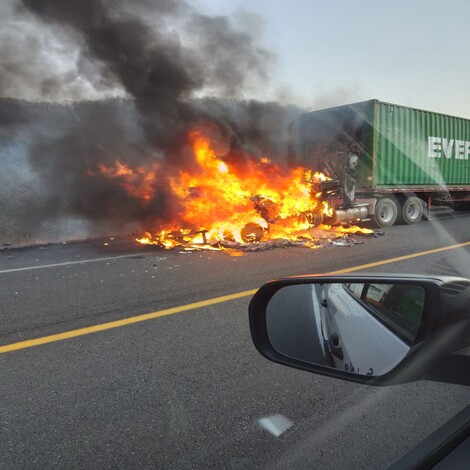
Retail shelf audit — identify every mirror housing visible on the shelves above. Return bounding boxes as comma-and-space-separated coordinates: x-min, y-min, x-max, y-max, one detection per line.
249, 274, 470, 386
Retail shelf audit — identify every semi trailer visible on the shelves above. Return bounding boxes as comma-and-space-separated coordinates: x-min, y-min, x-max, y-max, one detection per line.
291, 99, 470, 227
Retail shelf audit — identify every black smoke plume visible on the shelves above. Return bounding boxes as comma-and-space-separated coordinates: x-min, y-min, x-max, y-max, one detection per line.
0, 0, 300, 244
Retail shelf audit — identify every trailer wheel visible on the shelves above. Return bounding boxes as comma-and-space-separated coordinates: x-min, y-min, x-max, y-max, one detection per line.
372, 198, 398, 227
402, 197, 423, 224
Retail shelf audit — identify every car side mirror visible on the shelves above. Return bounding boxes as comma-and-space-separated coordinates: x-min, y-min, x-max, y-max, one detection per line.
249, 275, 470, 386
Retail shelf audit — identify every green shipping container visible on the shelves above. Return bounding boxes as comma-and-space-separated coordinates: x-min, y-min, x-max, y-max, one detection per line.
297, 100, 470, 192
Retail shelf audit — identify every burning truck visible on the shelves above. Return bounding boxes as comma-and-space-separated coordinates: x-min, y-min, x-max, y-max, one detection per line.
90, 123, 374, 251
291, 99, 470, 228
133, 134, 346, 249
90, 98, 469, 251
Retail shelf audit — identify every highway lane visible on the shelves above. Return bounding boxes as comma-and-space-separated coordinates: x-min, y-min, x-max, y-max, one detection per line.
0, 210, 469, 345
1, 297, 469, 469
0, 212, 469, 468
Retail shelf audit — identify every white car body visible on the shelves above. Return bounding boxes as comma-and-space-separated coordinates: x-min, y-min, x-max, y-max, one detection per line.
319, 283, 411, 376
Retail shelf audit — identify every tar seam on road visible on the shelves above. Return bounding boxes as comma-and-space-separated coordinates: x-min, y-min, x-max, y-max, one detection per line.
1, 240, 469, 354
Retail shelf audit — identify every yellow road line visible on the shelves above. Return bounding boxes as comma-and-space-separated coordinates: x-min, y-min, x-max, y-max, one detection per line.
1, 240, 469, 354
327, 240, 470, 274
0, 290, 257, 354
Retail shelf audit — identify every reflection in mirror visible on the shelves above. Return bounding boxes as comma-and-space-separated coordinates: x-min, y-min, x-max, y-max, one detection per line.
266, 283, 424, 377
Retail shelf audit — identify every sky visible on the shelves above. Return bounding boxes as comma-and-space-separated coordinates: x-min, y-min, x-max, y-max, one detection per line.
2, 0, 469, 118
195, 0, 470, 118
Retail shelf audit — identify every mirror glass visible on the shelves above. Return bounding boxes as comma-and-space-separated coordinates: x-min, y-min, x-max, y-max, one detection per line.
266, 282, 424, 377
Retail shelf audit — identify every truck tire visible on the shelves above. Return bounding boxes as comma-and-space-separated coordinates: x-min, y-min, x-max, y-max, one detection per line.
402, 197, 423, 224
372, 198, 398, 227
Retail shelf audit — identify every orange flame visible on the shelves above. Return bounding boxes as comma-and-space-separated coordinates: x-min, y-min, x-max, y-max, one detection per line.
88, 161, 159, 201
89, 124, 373, 249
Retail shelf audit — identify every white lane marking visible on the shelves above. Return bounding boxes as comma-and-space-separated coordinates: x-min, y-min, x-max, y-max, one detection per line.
310, 285, 325, 354
0, 253, 152, 274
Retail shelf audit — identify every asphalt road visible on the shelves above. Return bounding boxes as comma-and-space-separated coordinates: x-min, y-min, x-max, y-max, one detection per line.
1, 209, 469, 469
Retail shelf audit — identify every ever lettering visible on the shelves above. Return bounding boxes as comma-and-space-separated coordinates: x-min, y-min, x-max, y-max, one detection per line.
428, 136, 470, 160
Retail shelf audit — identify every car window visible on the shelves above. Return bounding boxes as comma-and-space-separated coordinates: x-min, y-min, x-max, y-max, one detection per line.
343, 283, 424, 343
363, 284, 424, 341
344, 283, 365, 298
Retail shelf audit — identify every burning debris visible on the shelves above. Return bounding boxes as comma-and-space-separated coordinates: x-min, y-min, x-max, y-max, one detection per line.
86, 125, 376, 253
135, 230, 379, 255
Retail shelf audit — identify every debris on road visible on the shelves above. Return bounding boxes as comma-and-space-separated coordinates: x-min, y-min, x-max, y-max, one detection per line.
147, 227, 379, 254
257, 414, 293, 437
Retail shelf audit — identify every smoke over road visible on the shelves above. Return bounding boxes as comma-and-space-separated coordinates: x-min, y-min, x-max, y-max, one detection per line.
1, 0, 301, 244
